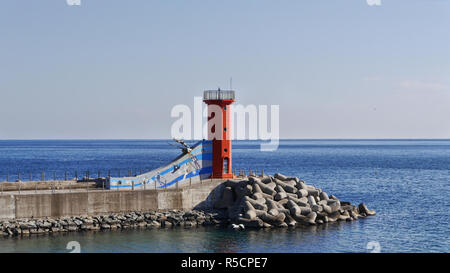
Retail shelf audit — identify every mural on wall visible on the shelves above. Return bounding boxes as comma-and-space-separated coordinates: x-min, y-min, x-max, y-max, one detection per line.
107, 140, 213, 190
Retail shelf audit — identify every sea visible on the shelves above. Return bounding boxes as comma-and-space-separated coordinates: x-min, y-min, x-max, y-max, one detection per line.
0, 139, 448, 253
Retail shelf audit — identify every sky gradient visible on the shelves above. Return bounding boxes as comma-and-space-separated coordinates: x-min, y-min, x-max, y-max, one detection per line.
0, 0, 449, 139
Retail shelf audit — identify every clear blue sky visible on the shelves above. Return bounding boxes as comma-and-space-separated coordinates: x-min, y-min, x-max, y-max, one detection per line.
0, 0, 449, 139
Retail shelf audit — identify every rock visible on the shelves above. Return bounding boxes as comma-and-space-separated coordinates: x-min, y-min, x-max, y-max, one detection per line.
322, 204, 333, 214
67, 226, 78, 231
274, 173, 288, 181
341, 204, 356, 211
248, 176, 261, 184
244, 210, 257, 220
223, 179, 241, 188
349, 210, 360, 220
283, 213, 297, 227
80, 224, 93, 230
254, 181, 276, 196
327, 211, 341, 222
243, 200, 255, 211
306, 212, 317, 225
276, 207, 291, 215
299, 207, 312, 216
273, 178, 298, 194
236, 217, 264, 228
252, 192, 264, 200
163, 221, 173, 228
308, 196, 317, 206
260, 192, 275, 200
297, 189, 308, 198
274, 185, 285, 193
287, 195, 307, 206
286, 192, 298, 199
329, 195, 339, 201
83, 218, 94, 225
277, 199, 289, 207
297, 182, 307, 190
244, 196, 267, 211
260, 176, 272, 184
252, 183, 263, 194
265, 182, 277, 190
73, 219, 83, 226
148, 220, 161, 228
358, 203, 376, 216
253, 209, 267, 217
110, 223, 121, 229
314, 196, 321, 203
274, 192, 287, 201
311, 204, 323, 213
234, 184, 253, 199
307, 189, 319, 197
283, 180, 297, 188
266, 200, 280, 216
316, 213, 329, 223
287, 177, 300, 183
327, 200, 341, 212
259, 212, 285, 226
214, 186, 235, 209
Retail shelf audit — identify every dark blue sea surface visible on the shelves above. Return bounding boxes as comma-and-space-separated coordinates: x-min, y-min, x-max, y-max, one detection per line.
0, 139, 449, 253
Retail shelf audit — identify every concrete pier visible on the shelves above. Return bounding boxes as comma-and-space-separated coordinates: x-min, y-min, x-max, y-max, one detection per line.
0, 179, 225, 220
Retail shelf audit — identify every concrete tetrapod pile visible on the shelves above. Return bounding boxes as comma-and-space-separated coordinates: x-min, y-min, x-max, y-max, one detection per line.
213, 173, 376, 228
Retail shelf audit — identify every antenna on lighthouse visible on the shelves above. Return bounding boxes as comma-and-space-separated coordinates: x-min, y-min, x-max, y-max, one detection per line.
230, 77, 233, 90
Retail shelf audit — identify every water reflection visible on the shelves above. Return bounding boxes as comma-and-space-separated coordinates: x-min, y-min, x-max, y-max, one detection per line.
0, 221, 359, 253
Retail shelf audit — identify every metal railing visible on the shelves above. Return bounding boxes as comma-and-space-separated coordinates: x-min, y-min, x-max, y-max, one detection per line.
203, 90, 235, 101
0, 169, 266, 195
0, 168, 150, 183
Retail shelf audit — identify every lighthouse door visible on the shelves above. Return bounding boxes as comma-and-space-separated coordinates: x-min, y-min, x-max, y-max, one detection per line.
224, 157, 229, 174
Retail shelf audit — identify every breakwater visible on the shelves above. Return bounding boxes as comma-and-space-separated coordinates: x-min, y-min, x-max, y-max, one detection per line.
0, 179, 225, 221
214, 173, 375, 228
1, 174, 375, 237
1, 210, 221, 236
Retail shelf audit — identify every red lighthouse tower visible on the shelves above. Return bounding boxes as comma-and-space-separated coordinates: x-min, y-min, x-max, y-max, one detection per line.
203, 89, 235, 179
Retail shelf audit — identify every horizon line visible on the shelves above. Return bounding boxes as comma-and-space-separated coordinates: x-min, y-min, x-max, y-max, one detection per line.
0, 138, 449, 141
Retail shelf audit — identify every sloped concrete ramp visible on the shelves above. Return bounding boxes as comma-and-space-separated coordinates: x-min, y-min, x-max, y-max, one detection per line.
107, 140, 213, 190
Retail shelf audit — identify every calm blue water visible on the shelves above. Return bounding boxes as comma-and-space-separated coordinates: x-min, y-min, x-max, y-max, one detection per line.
0, 139, 449, 253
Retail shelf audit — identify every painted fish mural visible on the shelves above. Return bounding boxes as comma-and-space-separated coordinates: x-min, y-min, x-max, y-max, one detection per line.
106, 140, 213, 190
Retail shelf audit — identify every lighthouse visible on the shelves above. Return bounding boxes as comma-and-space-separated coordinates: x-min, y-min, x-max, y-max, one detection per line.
203, 89, 235, 179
